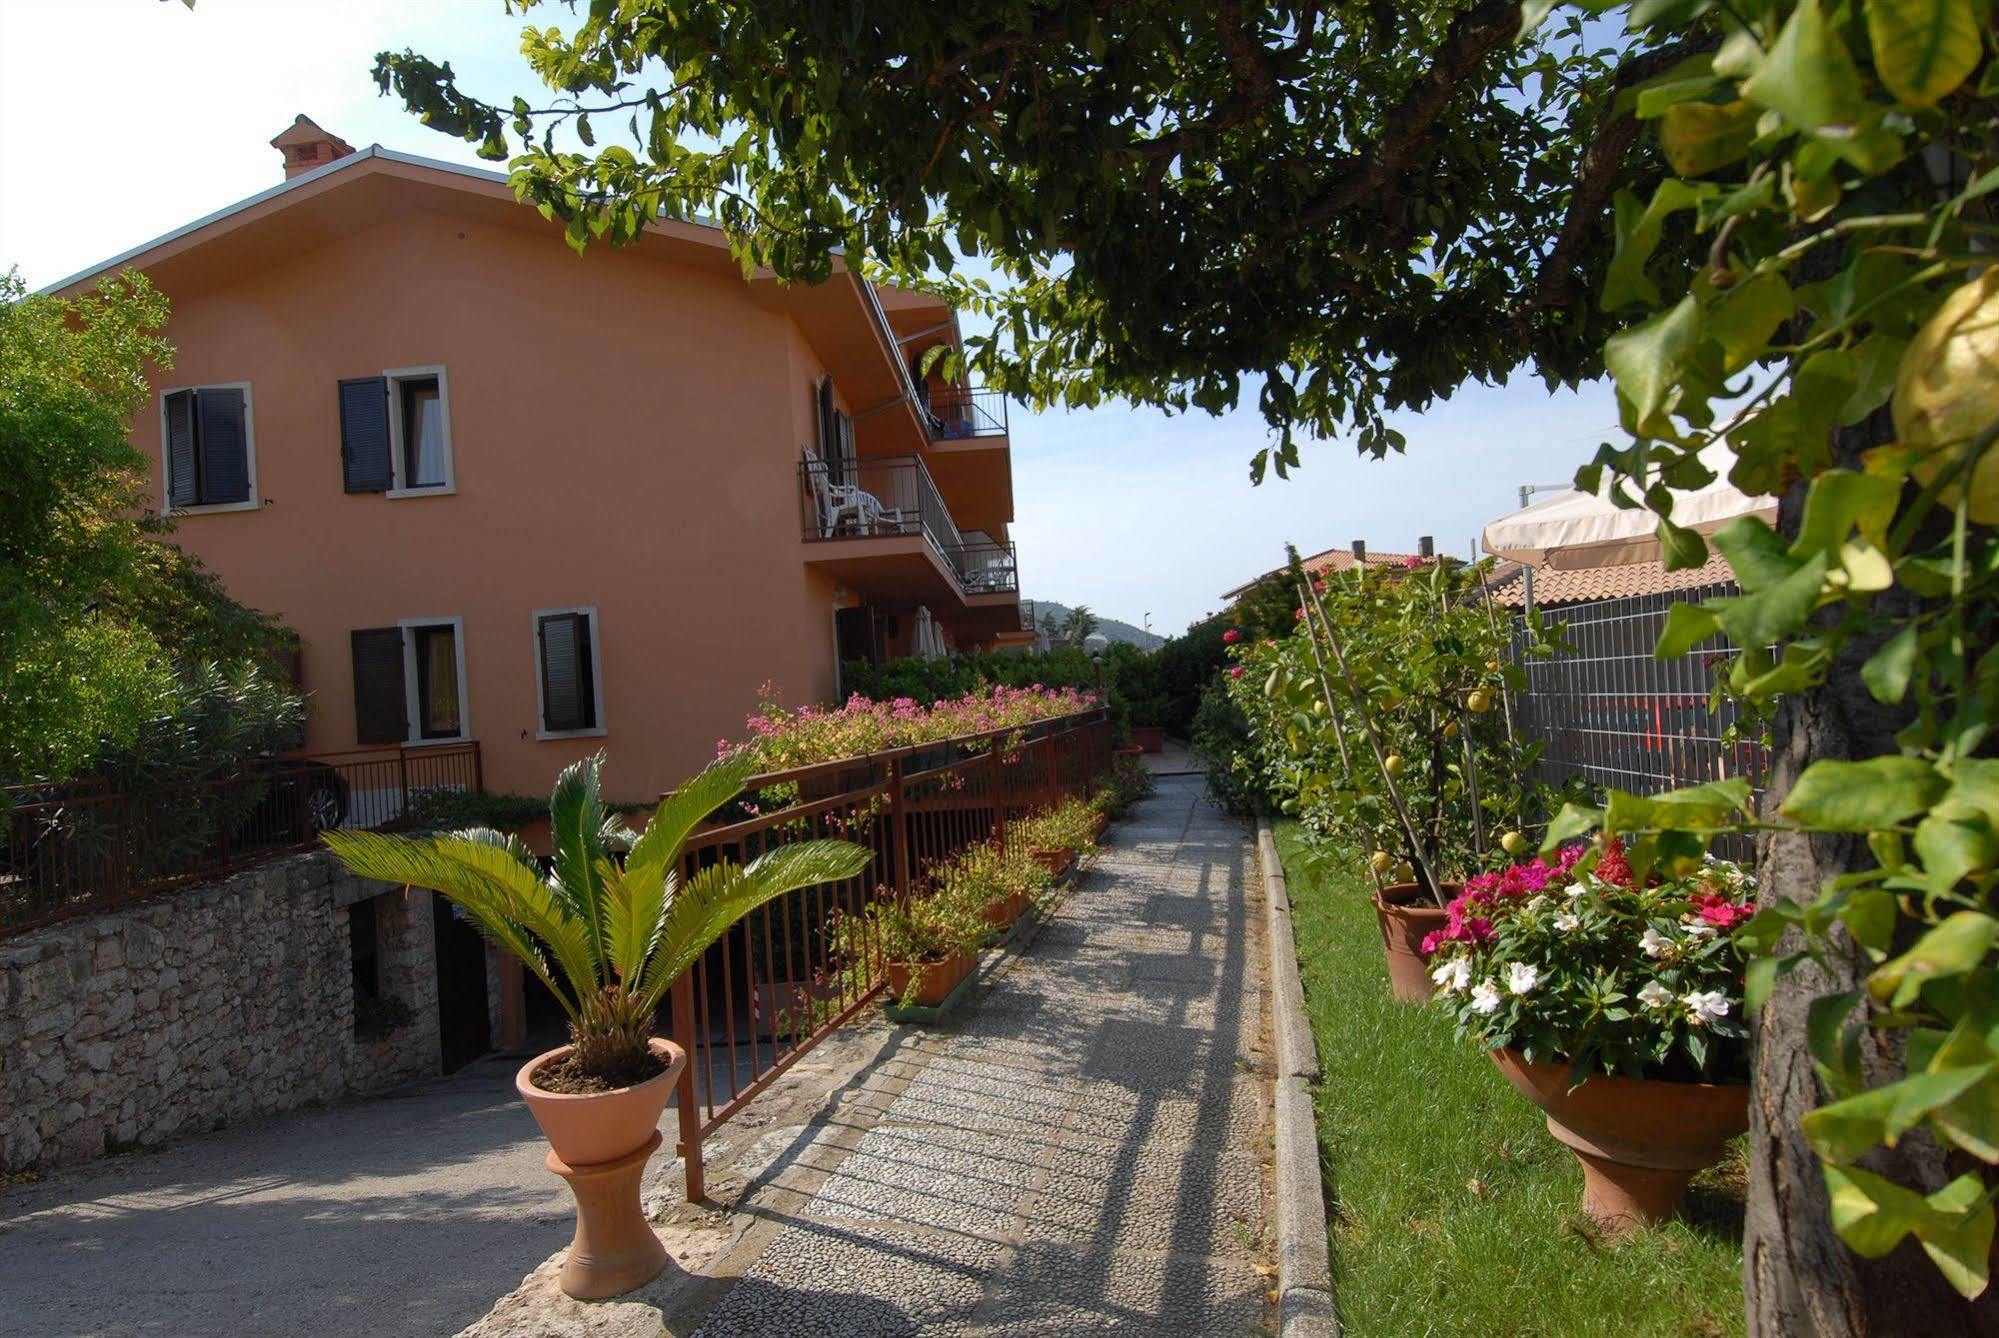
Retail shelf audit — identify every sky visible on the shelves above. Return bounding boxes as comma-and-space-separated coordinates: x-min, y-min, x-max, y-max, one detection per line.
0, 0, 1622, 636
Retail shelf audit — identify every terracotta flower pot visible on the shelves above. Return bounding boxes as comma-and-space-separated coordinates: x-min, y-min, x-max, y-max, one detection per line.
885, 950, 977, 1007
1113, 745, 1143, 761
1372, 881, 1456, 1004
1130, 725, 1167, 753
1091, 812, 1108, 840
515, 1037, 686, 1299
1490, 1048, 1749, 1231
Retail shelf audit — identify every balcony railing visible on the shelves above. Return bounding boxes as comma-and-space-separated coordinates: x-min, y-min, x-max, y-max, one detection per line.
922, 386, 1008, 440
800, 454, 1019, 596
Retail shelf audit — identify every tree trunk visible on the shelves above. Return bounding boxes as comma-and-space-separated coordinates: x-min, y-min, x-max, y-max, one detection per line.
1743, 417, 1999, 1335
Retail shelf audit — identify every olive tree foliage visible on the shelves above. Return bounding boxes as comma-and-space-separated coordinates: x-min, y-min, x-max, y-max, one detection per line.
371, 0, 1687, 477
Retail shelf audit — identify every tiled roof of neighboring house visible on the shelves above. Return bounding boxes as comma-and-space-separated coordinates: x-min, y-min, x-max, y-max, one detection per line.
1488, 552, 1736, 608
1222, 545, 1426, 600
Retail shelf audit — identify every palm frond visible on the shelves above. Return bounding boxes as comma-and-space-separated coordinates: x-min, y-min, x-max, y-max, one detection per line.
624, 751, 759, 886
636, 837, 874, 1010
547, 754, 613, 987
322, 829, 578, 1017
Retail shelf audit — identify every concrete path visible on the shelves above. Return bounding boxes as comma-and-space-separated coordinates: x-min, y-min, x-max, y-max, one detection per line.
686, 773, 1273, 1337
0, 1055, 570, 1337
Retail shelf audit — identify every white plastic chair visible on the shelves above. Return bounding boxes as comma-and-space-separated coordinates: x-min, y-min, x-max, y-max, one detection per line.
802, 446, 901, 535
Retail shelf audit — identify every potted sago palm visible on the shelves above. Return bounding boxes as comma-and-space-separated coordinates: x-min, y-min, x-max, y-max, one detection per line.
324, 752, 869, 1299
1425, 841, 1753, 1230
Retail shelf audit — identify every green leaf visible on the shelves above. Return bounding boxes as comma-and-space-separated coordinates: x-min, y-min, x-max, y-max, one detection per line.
1710, 515, 1799, 591
1605, 295, 1702, 436
1657, 517, 1710, 571
1826, 1164, 1996, 1298
1706, 272, 1794, 374
1862, 626, 1921, 704
1792, 469, 1901, 558
1656, 601, 1723, 657
1604, 183, 1711, 310
1711, 550, 1830, 648
1781, 756, 1947, 831
1846, 889, 1902, 953
1742, 0, 1869, 133
1606, 778, 1754, 832
1914, 810, 1997, 887
1869, 912, 1999, 1006
1542, 801, 1604, 851
1660, 100, 1760, 177
1805, 1063, 1998, 1162
1865, 0, 1984, 107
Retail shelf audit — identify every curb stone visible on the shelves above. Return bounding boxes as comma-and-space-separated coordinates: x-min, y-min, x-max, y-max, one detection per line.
1257, 819, 1339, 1338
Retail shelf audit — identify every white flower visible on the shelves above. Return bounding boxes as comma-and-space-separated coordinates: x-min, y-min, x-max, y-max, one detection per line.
1640, 927, 1675, 959
1471, 980, 1503, 1015
1684, 990, 1731, 1027
1553, 912, 1580, 932
1507, 962, 1542, 995
1526, 894, 1548, 913
1682, 922, 1718, 940
1430, 957, 1472, 993
1637, 980, 1674, 1011
1565, 880, 1588, 899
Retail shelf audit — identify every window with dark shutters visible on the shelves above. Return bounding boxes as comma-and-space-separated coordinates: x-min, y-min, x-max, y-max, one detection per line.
163, 386, 250, 507
339, 377, 393, 492
164, 391, 198, 508
195, 387, 250, 504
350, 627, 408, 745
537, 612, 597, 734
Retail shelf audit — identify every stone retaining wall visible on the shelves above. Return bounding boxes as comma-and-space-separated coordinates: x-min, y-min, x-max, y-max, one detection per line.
0, 849, 442, 1172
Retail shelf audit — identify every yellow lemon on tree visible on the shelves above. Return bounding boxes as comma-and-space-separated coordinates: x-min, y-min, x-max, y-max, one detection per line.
1369, 850, 1395, 875
1383, 753, 1405, 776
1500, 830, 1527, 856
1896, 268, 1999, 524
1466, 689, 1493, 714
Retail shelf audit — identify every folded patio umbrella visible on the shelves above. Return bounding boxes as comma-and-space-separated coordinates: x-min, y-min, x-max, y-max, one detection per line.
1482, 443, 1776, 570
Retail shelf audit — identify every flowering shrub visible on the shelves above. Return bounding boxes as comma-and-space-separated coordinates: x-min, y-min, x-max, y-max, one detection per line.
1427, 844, 1753, 1084
720, 682, 1097, 772
1010, 795, 1101, 856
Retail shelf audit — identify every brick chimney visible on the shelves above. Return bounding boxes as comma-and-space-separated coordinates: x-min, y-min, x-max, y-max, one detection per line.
270, 114, 356, 180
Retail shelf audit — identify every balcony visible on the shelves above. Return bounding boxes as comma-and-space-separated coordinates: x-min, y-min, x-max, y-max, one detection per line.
922, 386, 1008, 441
800, 454, 1019, 602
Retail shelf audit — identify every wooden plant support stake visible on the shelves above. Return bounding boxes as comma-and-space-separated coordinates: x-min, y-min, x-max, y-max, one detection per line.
1300, 566, 1445, 906
1292, 574, 1381, 895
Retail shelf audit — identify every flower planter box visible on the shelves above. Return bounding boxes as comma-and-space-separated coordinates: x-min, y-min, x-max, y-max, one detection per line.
883, 950, 978, 1009
1112, 745, 1143, 761
1372, 881, 1456, 1003
982, 890, 1031, 931
1490, 1048, 1749, 1231
1030, 847, 1075, 878
1130, 725, 1167, 753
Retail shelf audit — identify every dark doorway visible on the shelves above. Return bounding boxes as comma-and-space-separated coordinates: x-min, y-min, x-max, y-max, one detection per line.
835, 605, 883, 695
432, 895, 491, 1073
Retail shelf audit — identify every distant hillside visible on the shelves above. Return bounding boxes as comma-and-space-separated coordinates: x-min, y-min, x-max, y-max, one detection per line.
1029, 600, 1165, 652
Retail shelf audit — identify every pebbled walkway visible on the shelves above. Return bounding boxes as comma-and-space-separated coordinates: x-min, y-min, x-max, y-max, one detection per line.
689, 773, 1273, 1337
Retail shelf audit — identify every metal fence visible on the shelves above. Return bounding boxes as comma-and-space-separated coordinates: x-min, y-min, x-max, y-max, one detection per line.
1508, 584, 1766, 842
667, 706, 1112, 1199
0, 742, 482, 938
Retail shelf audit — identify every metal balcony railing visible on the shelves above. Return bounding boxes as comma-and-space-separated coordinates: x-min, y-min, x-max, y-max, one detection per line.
799, 454, 1019, 596
922, 386, 1008, 440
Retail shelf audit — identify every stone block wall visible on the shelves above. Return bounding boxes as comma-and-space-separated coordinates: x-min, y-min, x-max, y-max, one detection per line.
0, 848, 442, 1172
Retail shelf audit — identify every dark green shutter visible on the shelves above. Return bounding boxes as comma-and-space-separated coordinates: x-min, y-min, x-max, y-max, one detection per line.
350, 628, 406, 745
164, 391, 198, 507
538, 613, 595, 732
339, 377, 392, 493
195, 388, 250, 504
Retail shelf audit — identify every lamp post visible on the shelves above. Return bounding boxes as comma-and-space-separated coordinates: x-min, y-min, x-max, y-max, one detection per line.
1084, 632, 1109, 700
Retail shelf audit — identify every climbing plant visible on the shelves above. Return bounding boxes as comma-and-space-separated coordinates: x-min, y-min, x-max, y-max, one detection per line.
1536, 0, 1999, 1311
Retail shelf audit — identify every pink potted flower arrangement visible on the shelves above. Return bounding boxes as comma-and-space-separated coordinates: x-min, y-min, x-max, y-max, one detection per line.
1425, 842, 1754, 1230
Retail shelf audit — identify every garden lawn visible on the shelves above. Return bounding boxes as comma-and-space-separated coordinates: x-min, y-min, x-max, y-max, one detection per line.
1274, 821, 1746, 1338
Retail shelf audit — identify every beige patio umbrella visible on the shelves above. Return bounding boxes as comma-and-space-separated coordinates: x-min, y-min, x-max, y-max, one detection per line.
1482, 444, 1777, 570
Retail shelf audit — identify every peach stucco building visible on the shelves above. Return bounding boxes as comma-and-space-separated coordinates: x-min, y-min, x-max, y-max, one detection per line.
48, 118, 1031, 802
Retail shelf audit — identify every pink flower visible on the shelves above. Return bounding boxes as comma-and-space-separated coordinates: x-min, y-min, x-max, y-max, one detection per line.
1595, 838, 1634, 888
1420, 929, 1445, 955
1222, 629, 1241, 644
1294, 607, 1306, 621
1230, 666, 1244, 679
1402, 555, 1427, 570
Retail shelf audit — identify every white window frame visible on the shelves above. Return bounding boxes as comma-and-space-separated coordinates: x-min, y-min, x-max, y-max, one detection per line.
157, 381, 260, 515
531, 605, 607, 740
383, 365, 456, 499
396, 616, 472, 746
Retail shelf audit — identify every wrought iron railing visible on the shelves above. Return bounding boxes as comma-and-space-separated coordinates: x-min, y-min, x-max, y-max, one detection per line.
0, 742, 482, 938
923, 385, 1008, 439
665, 706, 1112, 1199
799, 454, 1020, 595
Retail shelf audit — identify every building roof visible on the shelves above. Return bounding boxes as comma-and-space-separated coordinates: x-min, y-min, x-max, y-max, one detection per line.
1487, 551, 1736, 608
1222, 544, 1426, 601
